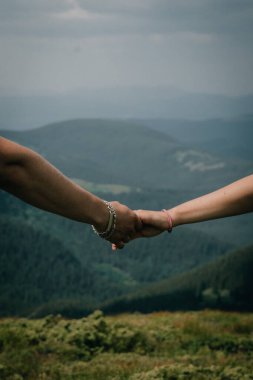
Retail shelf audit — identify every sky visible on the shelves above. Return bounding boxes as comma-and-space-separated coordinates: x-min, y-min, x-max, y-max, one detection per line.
0, 0, 253, 96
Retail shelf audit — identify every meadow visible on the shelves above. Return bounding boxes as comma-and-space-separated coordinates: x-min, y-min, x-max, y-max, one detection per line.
0, 310, 253, 380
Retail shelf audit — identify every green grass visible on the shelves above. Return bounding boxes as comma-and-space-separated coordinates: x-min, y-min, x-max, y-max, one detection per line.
0, 310, 253, 379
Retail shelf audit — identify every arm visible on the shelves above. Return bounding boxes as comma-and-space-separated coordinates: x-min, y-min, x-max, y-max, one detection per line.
0, 137, 141, 244
170, 174, 253, 227
130, 175, 253, 241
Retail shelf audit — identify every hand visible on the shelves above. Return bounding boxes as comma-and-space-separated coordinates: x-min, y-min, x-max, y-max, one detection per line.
112, 209, 169, 250
134, 209, 169, 237
107, 201, 143, 247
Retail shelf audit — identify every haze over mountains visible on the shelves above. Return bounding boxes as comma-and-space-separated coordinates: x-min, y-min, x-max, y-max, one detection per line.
134, 115, 253, 162
1, 86, 253, 130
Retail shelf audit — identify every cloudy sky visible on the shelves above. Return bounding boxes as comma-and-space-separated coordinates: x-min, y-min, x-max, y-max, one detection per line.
0, 0, 253, 96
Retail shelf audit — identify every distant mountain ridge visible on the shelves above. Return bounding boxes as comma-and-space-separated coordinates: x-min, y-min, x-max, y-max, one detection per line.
135, 116, 253, 161
1, 118, 251, 192
2, 117, 253, 246
0, 87, 253, 130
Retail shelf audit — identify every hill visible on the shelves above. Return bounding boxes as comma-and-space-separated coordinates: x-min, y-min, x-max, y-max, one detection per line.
102, 245, 253, 314
0, 216, 100, 316
0, 191, 231, 317
136, 115, 253, 161
1, 119, 252, 316
1, 118, 253, 246
1, 118, 252, 192
1, 190, 232, 278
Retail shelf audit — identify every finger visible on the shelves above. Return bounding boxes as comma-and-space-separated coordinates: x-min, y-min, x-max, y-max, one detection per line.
135, 210, 168, 230
133, 224, 163, 238
112, 241, 125, 250
122, 235, 131, 243
135, 209, 154, 224
134, 212, 143, 232
117, 241, 125, 249
130, 230, 145, 240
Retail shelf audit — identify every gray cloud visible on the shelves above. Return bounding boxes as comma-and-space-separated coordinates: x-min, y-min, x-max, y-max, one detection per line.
0, 0, 252, 39
0, 0, 252, 96
0, 0, 68, 14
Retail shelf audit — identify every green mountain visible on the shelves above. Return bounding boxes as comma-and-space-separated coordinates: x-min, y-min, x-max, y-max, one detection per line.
1, 119, 252, 316
0, 216, 96, 316
102, 245, 253, 314
135, 116, 253, 161
1, 118, 253, 246
1, 118, 251, 192
0, 191, 231, 317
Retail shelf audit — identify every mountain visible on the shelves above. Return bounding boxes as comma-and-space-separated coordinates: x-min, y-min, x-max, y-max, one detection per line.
1, 119, 252, 316
1, 87, 253, 130
1, 119, 252, 193
102, 245, 253, 314
0, 216, 97, 316
135, 115, 253, 161
0, 191, 231, 317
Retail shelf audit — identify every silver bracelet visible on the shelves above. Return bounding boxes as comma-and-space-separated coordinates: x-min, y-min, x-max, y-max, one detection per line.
92, 201, 117, 240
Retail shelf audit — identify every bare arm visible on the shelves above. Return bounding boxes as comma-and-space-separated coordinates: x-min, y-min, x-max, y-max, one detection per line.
119, 175, 253, 244
170, 174, 253, 227
0, 137, 141, 243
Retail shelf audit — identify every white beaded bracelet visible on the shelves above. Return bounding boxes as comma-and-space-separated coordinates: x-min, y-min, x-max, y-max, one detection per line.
92, 201, 117, 239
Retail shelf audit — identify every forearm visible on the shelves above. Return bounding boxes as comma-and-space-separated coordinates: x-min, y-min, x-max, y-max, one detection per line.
169, 175, 253, 227
0, 139, 108, 228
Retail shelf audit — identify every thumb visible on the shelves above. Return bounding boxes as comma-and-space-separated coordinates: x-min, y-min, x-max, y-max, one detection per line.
135, 210, 168, 231
134, 211, 143, 232
134, 210, 157, 225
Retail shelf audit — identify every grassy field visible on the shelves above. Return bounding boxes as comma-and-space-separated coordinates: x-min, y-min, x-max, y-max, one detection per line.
0, 310, 253, 379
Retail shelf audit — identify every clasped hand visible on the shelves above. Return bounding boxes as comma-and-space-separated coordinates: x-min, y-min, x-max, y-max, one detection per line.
105, 202, 170, 250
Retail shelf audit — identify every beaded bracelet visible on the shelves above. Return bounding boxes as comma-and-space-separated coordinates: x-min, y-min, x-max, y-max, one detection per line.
92, 201, 117, 240
162, 209, 173, 233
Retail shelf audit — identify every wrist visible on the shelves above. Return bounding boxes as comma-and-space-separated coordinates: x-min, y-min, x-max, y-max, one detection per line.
167, 207, 181, 228
92, 200, 117, 239
90, 198, 109, 232
161, 209, 173, 232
